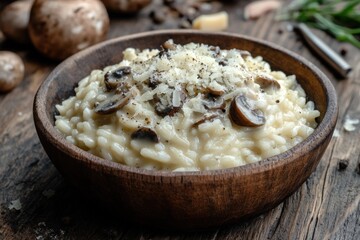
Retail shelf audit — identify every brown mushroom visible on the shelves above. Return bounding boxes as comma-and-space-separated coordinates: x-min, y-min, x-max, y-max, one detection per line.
0, 0, 33, 45
205, 86, 225, 97
156, 40, 176, 58
162, 39, 176, 51
131, 127, 159, 143
104, 66, 131, 91
203, 96, 226, 111
94, 92, 131, 114
154, 87, 186, 117
255, 75, 280, 89
0, 51, 25, 93
155, 103, 180, 117
230, 94, 265, 127
28, 0, 109, 60
193, 113, 220, 127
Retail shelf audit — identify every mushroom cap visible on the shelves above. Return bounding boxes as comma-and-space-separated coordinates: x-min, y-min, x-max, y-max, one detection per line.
131, 127, 159, 143
255, 75, 280, 89
0, 0, 33, 44
28, 0, 109, 60
230, 94, 265, 127
104, 66, 132, 91
154, 87, 186, 117
0, 51, 25, 93
95, 92, 132, 114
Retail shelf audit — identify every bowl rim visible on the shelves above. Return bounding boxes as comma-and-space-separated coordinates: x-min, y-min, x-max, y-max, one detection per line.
34, 29, 338, 179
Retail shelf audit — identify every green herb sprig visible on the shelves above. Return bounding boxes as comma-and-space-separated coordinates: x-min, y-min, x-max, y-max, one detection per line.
277, 0, 360, 48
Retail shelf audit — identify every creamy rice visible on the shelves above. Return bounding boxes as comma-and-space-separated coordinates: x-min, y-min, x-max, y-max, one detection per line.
55, 40, 320, 171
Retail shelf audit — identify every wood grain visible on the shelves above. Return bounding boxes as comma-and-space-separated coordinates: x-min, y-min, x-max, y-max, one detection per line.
1, 0, 359, 239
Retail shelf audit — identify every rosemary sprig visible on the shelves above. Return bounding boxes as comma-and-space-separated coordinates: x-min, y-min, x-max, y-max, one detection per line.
278, 0, 360, 48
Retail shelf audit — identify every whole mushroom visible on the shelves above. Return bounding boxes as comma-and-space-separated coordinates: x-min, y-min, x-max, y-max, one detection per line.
101, 0, 152, 14
0, 51, 25, 93
28, 0, 110, 60
0, 0, 33, 44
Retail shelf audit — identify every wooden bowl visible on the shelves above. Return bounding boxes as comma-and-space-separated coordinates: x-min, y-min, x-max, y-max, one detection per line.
33, 30, 338, 229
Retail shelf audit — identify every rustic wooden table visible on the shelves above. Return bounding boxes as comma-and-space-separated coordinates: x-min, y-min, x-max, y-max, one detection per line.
1, 1, 359, 239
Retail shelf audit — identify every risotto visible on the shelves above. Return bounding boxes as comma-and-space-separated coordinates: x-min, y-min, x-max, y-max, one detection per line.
55, 40, 320, 171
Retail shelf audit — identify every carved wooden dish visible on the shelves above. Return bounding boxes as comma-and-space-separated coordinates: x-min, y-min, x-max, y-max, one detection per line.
33, 30, 338, 229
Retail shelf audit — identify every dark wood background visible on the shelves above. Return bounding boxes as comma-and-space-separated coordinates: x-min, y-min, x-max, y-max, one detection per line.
1, 0, 359, 239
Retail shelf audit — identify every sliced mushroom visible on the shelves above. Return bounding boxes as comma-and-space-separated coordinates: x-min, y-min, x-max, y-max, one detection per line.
203, 96, 226, 111
131, 127, 159, 143
104, 66, 131, 91
230, 94, 265, 127
155, 104, 181, 117
193, 113, 220, 127
94, 92, 131, 115
157, 39, 175, 58
115, 82, 130, 95
205, 86, 225, 97
154, 87, 186, 117
162, 39, 176, 51
255, 75, 280, 89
